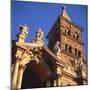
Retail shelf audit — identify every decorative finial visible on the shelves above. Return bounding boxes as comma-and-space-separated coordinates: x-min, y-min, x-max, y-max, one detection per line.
62, 6, 66, 10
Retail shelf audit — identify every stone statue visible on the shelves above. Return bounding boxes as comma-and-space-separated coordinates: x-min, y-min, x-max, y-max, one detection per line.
19, 24, 29, 39
18, 24, 29, 43
53, 41, 61, 54
35, 27, 44, 41
74, 58, 83, 70
73, 58, 84, 76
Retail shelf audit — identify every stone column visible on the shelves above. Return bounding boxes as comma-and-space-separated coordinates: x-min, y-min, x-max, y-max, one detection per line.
57, 75, 61, 86
54, 80, 57, 86
16, 65, 26, 89
11, 60, 19, 89
57, 67, 62, 86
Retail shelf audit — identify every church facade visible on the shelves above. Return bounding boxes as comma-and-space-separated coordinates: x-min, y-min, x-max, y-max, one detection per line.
11, 7, 87, 89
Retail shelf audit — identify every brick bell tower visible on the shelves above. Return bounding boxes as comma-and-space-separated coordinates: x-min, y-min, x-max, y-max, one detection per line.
46, 6, 86, 78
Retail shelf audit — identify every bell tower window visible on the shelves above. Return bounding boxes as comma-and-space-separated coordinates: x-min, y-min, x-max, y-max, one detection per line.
78, 51, 81, 57
67, 29, 71, 36
65, 29, 67, 34
73, 34, 76, 39
75, 49, 77, 56
69, 46, 72, 53
76, 34, 79, 40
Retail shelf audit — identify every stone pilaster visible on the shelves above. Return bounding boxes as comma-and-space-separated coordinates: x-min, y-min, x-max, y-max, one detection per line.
53, 80, 57, 86
11, 60, 19, 89
57, 75, 62, 86
56, 67, 62, 86
16, 64, 26, 89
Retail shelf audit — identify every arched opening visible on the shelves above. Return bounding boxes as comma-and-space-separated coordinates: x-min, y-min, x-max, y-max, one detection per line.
21, 60, 48, 89
21, 61, 41, 89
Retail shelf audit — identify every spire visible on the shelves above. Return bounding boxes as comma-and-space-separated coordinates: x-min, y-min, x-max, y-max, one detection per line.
61, 6, 71, 21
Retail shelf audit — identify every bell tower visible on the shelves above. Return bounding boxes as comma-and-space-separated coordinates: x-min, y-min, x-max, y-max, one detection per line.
46, 6, 85, 76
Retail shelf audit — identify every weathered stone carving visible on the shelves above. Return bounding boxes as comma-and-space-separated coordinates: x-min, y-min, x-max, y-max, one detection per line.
12, 46, 42, 89
53, 41, 61, 54
31, 27, 44, 46
74, 58, 83, 70
18, 24, 29, 43
69, 58, 83, 71
36, 27, 44, 41
15, 50, 23, 60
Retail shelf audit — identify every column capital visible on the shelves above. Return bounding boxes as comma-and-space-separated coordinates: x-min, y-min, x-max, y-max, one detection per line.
19, 64, 26, 70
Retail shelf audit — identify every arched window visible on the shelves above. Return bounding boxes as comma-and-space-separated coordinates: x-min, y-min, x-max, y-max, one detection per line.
73, 34, 76, 39
65, 29, 67, 35
67, 29, 71, 36
76, 34, 79, 40
73, 33, 80, 40
78, 51, 81, 57
69, 46, 72, 53
75, 49, 77, 56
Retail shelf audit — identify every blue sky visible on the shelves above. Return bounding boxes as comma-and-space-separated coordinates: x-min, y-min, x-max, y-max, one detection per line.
11, 1, 88, 60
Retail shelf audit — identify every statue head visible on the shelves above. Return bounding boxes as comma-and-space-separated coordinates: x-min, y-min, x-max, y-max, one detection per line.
35, 27, 44, 41
19, 24, 29, 38
19, 24, 29, 34
19, 24, 28, 30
